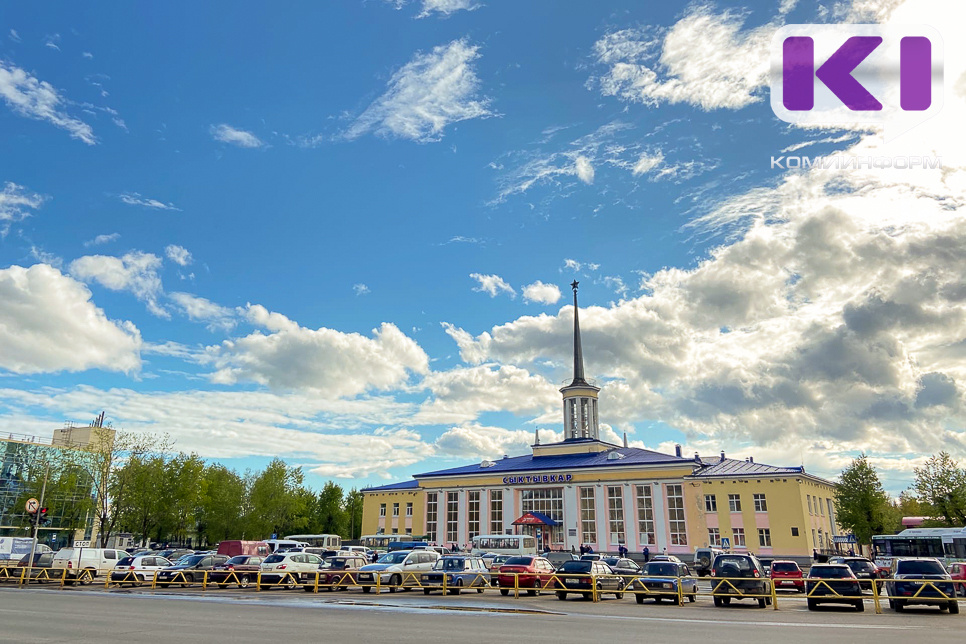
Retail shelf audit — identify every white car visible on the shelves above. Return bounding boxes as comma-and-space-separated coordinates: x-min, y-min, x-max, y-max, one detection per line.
357, 549, 440, 592
110, 555, 173, 586
51, 547, 127, 583
259, 552, 324, 589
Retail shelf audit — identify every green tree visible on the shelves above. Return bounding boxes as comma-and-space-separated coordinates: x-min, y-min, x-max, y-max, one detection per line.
344, 488, 363, 540
111, 454, 168, 545
197, 464, 247, 544
246, 458, 307, 538
314, 481, 346, 535
165, 453, 206, 545
913, 452, 966, 526
834, 454, 895, 548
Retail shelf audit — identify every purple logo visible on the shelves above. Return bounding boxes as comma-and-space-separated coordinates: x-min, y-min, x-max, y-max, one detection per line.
770, 25, 943, 140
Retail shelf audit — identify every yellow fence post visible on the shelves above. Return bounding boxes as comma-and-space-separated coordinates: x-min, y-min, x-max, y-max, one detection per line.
677, 576, 684, 606
872, 577, 882, 614
771, 579, 778, 610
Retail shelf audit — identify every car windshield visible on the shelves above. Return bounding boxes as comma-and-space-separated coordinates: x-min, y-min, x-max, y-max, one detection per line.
377, 552, 409, 564
714, 556, 752, 572
771, 562, 799, 572
434, 558, 467, 570
558, 561, 592, 573
117, 557, 135, 566
811, 566, 852, 578
264, 554, 286, 564
602, 557, 620, 566
643, 563, 678, 576
503, 556, 533, 566
182, 555, 205, 566
897, 560, 946, 575
226, 556, 248, 565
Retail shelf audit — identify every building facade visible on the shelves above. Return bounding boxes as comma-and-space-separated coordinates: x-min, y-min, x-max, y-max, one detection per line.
362, 284, 839, 557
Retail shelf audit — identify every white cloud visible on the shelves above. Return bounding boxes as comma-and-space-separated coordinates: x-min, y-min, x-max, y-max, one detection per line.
593, 6, 775, 110
165, 244, 193, 266
0, 264, 141, 374
119, 192, 180, 211
69, 251, 167, 318
82, 52, 94, 59
345, 39, 493, 143
168, 292, 236, 332
28, 246, 62, 269
43, 34, 60, 51
632, 150, 664, 176
0, 182, 45, 236
522, 281, 561, 305
434, 423, 539, 460
210, 123, 264, 148
353, 283, 371, 296
83, 233, 120, 247
8, 30, 20, 42
417, 0, 482, 18
470, 273, 515, 298
206, 305, 430, 397
574, 156, 594, 184
0, 60, 96, 143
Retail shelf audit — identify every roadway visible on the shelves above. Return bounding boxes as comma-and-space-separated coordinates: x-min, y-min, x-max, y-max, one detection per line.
0, 586, 961, 644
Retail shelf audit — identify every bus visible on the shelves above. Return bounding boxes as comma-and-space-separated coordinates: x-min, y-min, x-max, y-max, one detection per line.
470, 534, 537, 557
360, 534, 403, 550
872, 527, 966, 572
283, 534, 342, 550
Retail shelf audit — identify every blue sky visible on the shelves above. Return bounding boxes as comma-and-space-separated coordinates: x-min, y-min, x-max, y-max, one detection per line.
1, 0, 964, 495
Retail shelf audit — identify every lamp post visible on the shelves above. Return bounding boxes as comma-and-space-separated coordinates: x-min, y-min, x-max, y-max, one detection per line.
25, 462, 50, 584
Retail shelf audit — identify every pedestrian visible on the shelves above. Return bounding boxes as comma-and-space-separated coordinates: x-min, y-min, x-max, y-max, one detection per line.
642, 546, 650, 563
571, 545, 576, 554
848, 547, 855, 557
662, 546, 668, 556
579, 544, 587, 556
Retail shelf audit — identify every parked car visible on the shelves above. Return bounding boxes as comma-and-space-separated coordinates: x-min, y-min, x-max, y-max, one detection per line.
155, 554, 229, 586
488, 554, 512, 579
307, 555, 370, 591
554, 560, 624, 600
421, 556, 491, 594
545, 552, 578, 569
693, 547, 725, 577
806, 564, 865, 611
357, 549, 440, 593
579, 553, 602, 561
886, 558, 959, 614
258, 552, 324, 589
209, 555, 265, 588
51, 547, 127, 583
649, 554, 682, 563
15, 551, 56, 580
825, 557, 879, 590
157, 548, 194, 563
949, 561, 966, 597
216, 540, 270, 558
496, 555, 556, 596
601, 557, 643, 585
710, 553, 772, 608
110, 555, 173, 586
770, 560, 805, 593
630, 561, 698, 604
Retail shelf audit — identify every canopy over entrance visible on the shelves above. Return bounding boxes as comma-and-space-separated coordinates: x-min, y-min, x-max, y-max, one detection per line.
512, 512, 558, 527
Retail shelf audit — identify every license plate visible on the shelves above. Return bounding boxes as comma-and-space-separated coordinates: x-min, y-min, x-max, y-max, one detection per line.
359, 574, 372, 580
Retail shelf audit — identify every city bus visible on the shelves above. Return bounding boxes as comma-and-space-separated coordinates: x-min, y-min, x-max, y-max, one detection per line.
283, 534, 342, 550
872, 527, 966, 572
360, 534, 403, 550
470, 534, 537, 557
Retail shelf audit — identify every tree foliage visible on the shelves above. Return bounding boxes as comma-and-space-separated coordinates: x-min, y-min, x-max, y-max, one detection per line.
912, 452, 966, 526
834, 454, 896, 547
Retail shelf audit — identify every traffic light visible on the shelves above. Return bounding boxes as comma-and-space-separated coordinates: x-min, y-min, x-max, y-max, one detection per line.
38, 507, 49, 526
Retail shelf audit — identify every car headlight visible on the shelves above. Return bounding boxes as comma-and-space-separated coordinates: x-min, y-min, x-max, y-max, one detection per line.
662, 582, 673, 589
421, 575, 429, 580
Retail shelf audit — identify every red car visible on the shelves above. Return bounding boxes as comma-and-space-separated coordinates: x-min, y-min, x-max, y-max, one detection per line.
770, 560, 805, 592
949, 561, 966, 597
496, 556, 556, 596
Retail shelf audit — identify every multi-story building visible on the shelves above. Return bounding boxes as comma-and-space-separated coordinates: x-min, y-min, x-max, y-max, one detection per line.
363, 284, 840, 557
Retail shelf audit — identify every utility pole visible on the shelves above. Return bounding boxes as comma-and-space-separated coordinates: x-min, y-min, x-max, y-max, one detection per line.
25, 462, 50, 585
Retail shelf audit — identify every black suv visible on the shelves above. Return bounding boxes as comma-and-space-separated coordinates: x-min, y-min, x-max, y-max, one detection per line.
710, 553, 772, 608
886, 558, 959, 614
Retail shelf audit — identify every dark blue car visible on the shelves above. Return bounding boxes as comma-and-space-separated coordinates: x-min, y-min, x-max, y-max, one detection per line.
420, 556, 491, 594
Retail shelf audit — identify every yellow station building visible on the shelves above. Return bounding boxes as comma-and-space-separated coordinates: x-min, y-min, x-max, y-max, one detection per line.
363, 284, 840, 558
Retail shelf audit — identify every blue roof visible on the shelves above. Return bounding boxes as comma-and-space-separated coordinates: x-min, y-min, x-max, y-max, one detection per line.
688, 457, 803, 478
362, 479, 420, 492
415, 442, 694, 478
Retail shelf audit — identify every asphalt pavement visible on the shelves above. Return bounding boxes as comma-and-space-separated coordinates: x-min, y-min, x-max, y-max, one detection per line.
0, 585, 961, 644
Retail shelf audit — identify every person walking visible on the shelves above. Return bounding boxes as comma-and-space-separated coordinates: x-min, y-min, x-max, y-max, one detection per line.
642, 546, 650, 563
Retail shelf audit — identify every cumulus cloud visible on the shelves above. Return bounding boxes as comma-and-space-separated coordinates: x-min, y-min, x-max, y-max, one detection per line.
210, 123, 264, 148
417, 0, 482, 18
574, 156, 594, 184
169, 292, 236, 332
206, 305, 430, 397
0, 264, 141, 374
345, 39, 493, 143
470, 273, 515, 298
592, 6, 774, 110
69, 251, 167, 318
433, 423, 541, 460
0, 60, 96, 143
0, 182, 45, 236
522, 281, 561, 305
165, 244, 193, 266
84, 233, 120, 247
353, 283, 371, 296
119, 192, 180, 211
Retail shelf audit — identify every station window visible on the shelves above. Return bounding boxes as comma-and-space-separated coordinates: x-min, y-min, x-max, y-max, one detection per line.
791, 527, 799, 537
667, 484, 688, 546
490, 491, 503, 534
758, 528, 771, 547
635, 485, 655, 545
580, 487, 597, 544
753, 494, 767, 512
406, 502, 413, 517
426, 493, 438, 542
392, 503, 399, 517
468, 491, 480, 539
819, 498, 825, 516
808, 495, 813, 515
521, 488, 564, 543
732, 527, 746, 548
607, 486, 625, 543
446, 492, 459, 543
728, 494, 741, 512
708, 528, 721, 546
379, 503, 386, 517
705, 495, 717, 512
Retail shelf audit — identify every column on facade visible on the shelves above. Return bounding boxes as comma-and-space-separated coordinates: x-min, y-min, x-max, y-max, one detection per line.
502, 487, 515, 536
563, 484, 578, 552
652, 482, 668, 553
623, 484, 638, 554
594, 484, 607, 550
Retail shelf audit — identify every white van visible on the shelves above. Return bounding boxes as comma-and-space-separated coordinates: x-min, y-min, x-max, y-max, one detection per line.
52, 547, 125, 582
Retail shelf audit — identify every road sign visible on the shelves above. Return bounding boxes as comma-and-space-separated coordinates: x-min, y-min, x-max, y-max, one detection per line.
25, 498, 39, 514
721, 537, 731, 549
73, 540, 91, 548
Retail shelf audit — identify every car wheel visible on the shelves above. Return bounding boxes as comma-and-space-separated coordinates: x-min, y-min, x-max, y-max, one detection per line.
477, 587, 484, 594
556, 592, 567, 600
134, 575, 144, 588
894, 599, 904, 612
689, 594, 696, 603
807, 599, 817, 610
949, 601, 960, 615
362, 586, 371, 593
615, 592, 623, 600
500, 588, 509, 596
713, 596, 722, 607
636, 594, 645, 604
798, 586, 806, 593
390, 574, 401, 592
284, 576, 296, 590
722, 597, 731, 606
239, 575, 250, 589
758, 597, 767, 608
855, 600, 865, 612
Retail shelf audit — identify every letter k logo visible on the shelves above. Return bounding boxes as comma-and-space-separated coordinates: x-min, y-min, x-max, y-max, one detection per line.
784, 36, 882, 111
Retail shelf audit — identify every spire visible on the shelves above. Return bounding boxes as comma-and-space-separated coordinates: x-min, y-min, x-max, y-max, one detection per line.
570, 280, 587, 386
